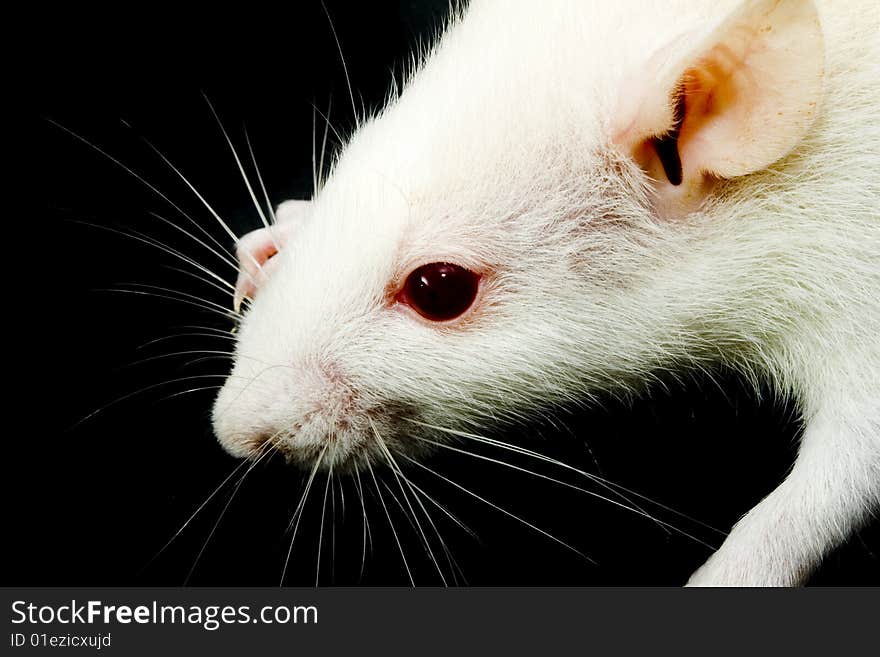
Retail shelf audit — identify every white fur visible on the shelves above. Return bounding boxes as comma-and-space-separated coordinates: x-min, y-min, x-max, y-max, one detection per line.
213, 0, 880, 585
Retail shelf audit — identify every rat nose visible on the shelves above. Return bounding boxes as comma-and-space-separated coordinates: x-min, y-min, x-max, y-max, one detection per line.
212, 357, 361, 463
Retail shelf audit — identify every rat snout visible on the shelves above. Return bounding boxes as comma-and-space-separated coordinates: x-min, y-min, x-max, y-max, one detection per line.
212, 357, 372, 469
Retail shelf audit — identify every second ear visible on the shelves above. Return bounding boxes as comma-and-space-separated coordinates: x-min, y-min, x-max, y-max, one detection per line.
233, 200, 313, 312
614, 0, 825, 217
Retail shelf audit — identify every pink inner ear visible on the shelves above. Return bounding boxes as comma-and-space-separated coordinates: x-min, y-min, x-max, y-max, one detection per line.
611, 0, 824, 217
233, 201, 312, 312
233, 226, 286, 312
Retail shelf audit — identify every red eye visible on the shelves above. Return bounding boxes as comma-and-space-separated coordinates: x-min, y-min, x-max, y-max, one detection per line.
400, 262, 480, 322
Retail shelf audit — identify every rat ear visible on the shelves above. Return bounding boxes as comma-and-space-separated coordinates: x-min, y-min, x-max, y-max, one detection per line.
612, 0, 824, 216
234, 200, 312, 312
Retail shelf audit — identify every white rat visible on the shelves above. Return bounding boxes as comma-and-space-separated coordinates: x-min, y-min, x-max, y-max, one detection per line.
213, 0, 880, 586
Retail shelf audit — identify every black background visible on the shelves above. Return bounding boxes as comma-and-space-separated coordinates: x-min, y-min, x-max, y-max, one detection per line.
16, 0, 878, 586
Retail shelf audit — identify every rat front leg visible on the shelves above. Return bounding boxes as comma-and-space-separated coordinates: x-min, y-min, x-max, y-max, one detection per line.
234, 200, 313, 311
687, 403, 880, 587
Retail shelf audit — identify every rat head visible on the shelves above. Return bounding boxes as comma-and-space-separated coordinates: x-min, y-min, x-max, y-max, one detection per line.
213, 0, 824, 471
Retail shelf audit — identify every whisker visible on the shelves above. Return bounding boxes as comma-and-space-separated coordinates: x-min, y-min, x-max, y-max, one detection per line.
371, 421, 448, 585
413, 435, 716, 551
379, 479, 449, 586
311, 105, 319, 198
330, 472, 338, 582
202, 95, 277, 248
366, 459, 414, 585
353, 467, 371, 581
336, 473, 346, 520
73, 373, 237, 428
163, 265, 236, 300
397, 451, 595, 564
136, 328, 236, 351
140, 452, 256, 574
280, 444, 328, 586
71, 219, 244, 295
398, 477, 478, 542
148, 211, 243, 275
386, 463, 466, 585
409, 419, 726, 537
123, 349, 276, 372
99, 287, 238, 322
48, 119, 234, 268
130, 125, 264, 273
315, 463, 333, 586
320, 1, 359, 129
184, 436, 279, 584
181, 355, 234, 368
314, 98, 337, 193
156, 385, 224, 403
124, 283, 235, 316
408, 486, 467, 586
311, 100, 345, 150
244, 129, 279, 225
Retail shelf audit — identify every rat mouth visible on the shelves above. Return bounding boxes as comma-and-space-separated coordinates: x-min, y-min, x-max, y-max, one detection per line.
242, 409, 380, 473
242, 403, 431, 475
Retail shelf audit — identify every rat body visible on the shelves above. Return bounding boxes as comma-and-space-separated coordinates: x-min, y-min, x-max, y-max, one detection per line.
213, 0, 880, 585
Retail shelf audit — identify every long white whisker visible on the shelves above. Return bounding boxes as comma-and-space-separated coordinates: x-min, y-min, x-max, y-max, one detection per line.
366, 459, 414, 585
315, 98, 335, 192
141, 453, 256, 574
414, 435, 716, 551
181, 355, 235, 368
315, 464, 333, 586
154, 323, 238, 338
337, 474, 346, 520
100, 287, 238, 322
371, 421, 447, 585
136, 331, 236, 354
163, 265, 235, 299
320, 1, 359, 128
399, 477, 478, 542
202, 95, 278, 249
148, 211, 244, 276
156, 385, 224, 403
397, 451, 595, 564
131, 126, 264, 273
311, 100, 345, 148
71, 219, 244, 293
184, 436, 279, 584
311, 105, 319, 198
405, 481, 467, 586
124, 349, 275, 371
244, 129, 279, 226
120, 283, 236, 316
48, 119, 234, 265
280, 444, 327, 586
409, 419, 726, 537
330, 473, 338, 583
74, 373, 236, 427
353, 467, 371, 580
381, 478, 456, 586
383, 461, 466, 585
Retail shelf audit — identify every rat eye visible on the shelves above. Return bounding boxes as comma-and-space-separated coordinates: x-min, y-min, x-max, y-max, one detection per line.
401, 262, 480, 322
